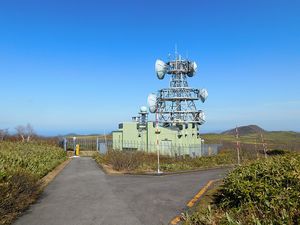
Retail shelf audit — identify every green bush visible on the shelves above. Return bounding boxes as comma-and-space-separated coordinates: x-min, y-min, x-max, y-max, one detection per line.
213, 153, 300, 224
266, 149, 287, 155
0, 142, 66, 178
0, 141, 66, 225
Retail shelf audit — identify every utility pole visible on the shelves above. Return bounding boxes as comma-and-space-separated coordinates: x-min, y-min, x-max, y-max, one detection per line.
235, 126, 241, 165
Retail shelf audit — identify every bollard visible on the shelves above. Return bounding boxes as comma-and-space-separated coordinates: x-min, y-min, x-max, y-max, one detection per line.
76, 144, 80, 156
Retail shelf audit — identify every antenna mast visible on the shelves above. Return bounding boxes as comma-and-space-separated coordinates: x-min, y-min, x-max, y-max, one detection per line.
152, 52, 208, 127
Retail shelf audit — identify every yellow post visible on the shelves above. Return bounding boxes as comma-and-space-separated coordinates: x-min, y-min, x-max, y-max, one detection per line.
75, 144, 80, 156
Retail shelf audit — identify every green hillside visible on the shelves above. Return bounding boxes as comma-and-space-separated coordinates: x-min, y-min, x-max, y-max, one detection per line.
202, 126, 300, 151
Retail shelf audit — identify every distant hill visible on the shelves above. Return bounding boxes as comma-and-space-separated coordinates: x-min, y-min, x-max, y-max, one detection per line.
64, 133, 78, 137
222, 125, 266, 136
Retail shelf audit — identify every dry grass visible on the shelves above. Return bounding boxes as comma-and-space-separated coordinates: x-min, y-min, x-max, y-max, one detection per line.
93, 149, 237, 173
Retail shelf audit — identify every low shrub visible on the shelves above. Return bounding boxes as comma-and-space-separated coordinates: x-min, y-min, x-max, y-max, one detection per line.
184, 153, 300, 225
266, 149, 287, 155
106, 150, 145, 171
0, 141, 66, 225
94, 149, 236, 172
0, 170, 38, 224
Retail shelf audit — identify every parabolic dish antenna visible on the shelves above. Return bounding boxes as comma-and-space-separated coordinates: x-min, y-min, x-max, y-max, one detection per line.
187, 61, 197, 77
155, 59, 167, 80
147, 93, 157, 113
199, 111, 206, 123
140, 106, 148, 113
199, 88, 208, 103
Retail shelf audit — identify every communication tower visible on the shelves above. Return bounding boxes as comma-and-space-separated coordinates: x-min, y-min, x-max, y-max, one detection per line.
148, 52, 208, 128
112, 50, 213, 157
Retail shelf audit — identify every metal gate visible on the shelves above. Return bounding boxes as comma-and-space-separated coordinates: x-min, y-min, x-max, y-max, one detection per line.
62, 137, 109, 154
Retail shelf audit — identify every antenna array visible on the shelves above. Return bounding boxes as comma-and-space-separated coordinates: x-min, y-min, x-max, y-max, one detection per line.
148, 51, 208, 127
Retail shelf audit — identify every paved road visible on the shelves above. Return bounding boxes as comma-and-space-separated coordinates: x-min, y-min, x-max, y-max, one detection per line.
14, 157, 228, 225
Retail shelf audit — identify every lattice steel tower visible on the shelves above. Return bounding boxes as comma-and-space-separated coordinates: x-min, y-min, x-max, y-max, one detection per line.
148, 52, 208, 127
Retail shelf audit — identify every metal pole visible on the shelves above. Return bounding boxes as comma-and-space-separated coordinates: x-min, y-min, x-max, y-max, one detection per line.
200, 139, 204, 157
104, 130, 107, 148
255, 137, 258, 159
73, 136, 76, 155
63, 138, 67, 152
235, 126, 240, 165
96, 137, 99, 152
156, 111, 161, 174
146, 123, 149, 153
261, 133, 267, 158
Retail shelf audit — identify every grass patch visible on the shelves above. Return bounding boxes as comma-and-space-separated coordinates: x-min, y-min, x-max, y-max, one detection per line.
182, 181, 222, 225
0, 141, 66, 225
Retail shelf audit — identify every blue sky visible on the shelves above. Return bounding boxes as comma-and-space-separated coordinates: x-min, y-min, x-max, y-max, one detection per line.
0, 0, 299, 135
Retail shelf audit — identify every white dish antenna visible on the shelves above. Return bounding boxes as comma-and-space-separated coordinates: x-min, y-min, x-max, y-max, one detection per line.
140, 106, 148, 113
187, 61, 197, 77
199, 111, 206, 123
155, 59, 167, 80
147, 93, 157, 113
199, 88, 208, 103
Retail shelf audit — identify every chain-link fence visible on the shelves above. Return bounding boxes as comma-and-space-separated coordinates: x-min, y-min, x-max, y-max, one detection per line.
60, 137, 222, 158
105, 140, 221, 158
61, 137, 109, 152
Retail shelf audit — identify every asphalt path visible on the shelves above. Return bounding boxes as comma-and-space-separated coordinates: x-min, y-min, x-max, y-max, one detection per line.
13, 157, 228, 225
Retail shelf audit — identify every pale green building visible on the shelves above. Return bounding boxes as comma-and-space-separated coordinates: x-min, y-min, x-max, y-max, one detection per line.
112, 120, 204, 156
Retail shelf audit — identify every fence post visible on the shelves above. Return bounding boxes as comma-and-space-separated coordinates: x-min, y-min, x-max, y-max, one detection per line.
96, 137, 99, 152
73, 137, 76, 155
63, 138, 67, 152
202, 142, 204, 156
